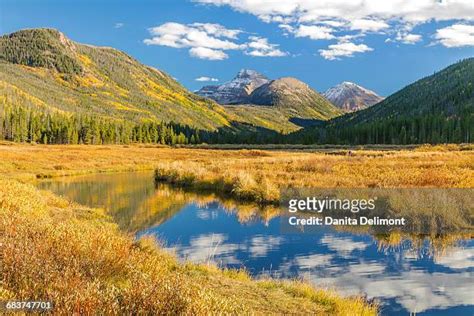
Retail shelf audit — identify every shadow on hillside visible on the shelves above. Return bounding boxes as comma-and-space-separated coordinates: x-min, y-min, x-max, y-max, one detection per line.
207, 121, 282, 143
289, 117, 326, 128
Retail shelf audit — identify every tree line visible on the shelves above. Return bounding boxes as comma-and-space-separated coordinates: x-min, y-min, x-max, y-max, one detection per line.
287, 110, 473, 145
1, 104, 472, 145
0, 105, 201, 145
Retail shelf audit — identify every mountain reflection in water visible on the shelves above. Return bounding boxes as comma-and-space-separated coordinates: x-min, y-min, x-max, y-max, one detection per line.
38, 172, 474, 316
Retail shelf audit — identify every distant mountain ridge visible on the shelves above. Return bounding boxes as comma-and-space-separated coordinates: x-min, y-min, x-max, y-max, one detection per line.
249, 77, 342, 119
197, 70, 342, 125
323, 81, 383, 112
197, 69, 269, 104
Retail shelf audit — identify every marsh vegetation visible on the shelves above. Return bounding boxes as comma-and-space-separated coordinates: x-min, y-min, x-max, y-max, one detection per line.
1, 143, 473, 314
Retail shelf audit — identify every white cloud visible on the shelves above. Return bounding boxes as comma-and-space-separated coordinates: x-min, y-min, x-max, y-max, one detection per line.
248, 235, 283, 257
195, 76, 219, 82
294, 25, 335, 40
337, 33, 365, 42
174, 233, 241, 264
194, 0, 474, 56
194, 0, 474, 25
350, 19, 389, 32
293, 254, 333, 269
114, 22, 124, 29
268, 238, 474, 314
434, 24, 474, 47
144, 22, 242, 60
396, 32, 422, 44
191, 22, 242, 39
259, 14, 294, 24
319, 42, 373, 60
244, 36, 287, 57
278, 23, 294, 35
310, 265, 474, 313
144, 22, 242, 50
319, 20, 346, 28
144, 22, 287, 60
435, 248, 474, 269
189, 47, 229, 60
320, 235, 370, 255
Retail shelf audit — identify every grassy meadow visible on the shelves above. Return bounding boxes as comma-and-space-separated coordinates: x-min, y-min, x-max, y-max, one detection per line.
1, 142, 472, 188
1, 142, 473, 314
153, 144, 474, 203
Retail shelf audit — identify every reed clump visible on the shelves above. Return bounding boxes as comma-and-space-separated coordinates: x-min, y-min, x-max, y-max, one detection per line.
154, 163, 280, 204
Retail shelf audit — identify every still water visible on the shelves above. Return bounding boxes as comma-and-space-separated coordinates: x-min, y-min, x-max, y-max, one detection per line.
38, 172, 474, 315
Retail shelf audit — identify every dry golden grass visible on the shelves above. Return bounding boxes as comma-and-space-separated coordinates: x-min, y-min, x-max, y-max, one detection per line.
0, 178, 377, 315
0, 142, 471, 314
152, 146, 473, 203
0, 180, 199, 314
1, 142, 472, 190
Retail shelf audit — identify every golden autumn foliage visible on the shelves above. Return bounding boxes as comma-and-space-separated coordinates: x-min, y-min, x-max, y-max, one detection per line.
2, 143, 472, 187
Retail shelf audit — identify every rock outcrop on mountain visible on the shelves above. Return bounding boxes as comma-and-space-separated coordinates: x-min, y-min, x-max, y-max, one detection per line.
197, 69, 269, 104
322, 81, 383, 112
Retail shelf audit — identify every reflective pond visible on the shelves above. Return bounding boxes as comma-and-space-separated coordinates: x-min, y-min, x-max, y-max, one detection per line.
38, 172, 474, 316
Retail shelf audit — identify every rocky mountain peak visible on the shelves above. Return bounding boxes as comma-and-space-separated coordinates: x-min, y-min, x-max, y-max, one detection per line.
197, 69, 269, 104
323, 82, 383, 112
268, 77, 309, 90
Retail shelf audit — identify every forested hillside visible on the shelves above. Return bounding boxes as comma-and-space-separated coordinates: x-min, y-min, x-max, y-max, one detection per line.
0, 28, 234, 133
339, 58, 474, 124
0, 28, 342, 143
289, 58, 474, 144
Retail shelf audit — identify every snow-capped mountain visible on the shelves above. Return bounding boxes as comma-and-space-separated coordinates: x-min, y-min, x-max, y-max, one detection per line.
197, 69, 269, 104
322, 82, 383, 112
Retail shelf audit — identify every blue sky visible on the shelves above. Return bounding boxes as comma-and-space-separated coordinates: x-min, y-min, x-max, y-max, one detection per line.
1, 0, 473, 96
